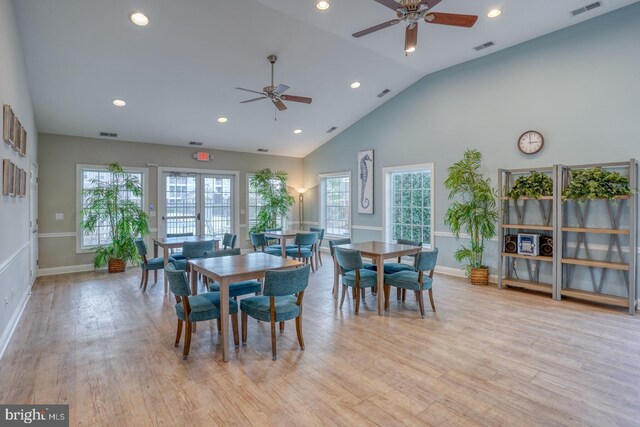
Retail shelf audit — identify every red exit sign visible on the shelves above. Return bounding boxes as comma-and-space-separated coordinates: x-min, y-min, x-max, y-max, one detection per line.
194, 152, 211, 161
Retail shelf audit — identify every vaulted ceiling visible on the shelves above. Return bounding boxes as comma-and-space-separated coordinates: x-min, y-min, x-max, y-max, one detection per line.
15, 0, 639, 157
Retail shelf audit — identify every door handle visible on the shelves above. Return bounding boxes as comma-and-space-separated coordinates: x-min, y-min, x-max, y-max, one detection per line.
197, 213, 201, 221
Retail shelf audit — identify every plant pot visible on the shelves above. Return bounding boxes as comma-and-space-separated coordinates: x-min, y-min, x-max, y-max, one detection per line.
108, 258, 126, 273
470, 267, 489, 286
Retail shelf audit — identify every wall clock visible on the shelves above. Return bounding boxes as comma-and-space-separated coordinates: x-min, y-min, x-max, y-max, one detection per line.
517, 130, 544, 155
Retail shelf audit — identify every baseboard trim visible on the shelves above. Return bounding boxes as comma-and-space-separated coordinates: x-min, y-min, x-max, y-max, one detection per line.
37, 263, 95, 276
0, 288, 30, 360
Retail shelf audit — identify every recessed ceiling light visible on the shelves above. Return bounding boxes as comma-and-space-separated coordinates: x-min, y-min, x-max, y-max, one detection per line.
405, 46, 416, 53
316, 1, 330, 10
350, 81, 361, 89
293, 129, 303, 134
112, 99, 126, 107
129, 11, 149, 26
487, 9, 502, 18
217, 116, 228, 123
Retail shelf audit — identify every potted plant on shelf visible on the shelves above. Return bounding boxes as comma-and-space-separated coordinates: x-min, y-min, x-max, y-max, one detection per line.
444, 149, 499, 285
507, 171, 553, 199
563, 167, 633, 201
249, 168, 295, 234
81, 163, 149, 272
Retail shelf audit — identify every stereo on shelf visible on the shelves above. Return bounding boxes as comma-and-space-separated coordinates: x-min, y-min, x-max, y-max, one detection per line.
540, 235, 553, 257
504, 234, 518, 254
517, 233, 540, 256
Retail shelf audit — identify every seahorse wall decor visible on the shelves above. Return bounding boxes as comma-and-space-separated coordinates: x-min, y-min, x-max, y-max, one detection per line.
358, 150, 374, 214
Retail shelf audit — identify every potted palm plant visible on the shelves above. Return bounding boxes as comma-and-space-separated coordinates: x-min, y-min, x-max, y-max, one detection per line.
81, 163, 149, 272
444, 150, 499, 285
249, 168, 295, 234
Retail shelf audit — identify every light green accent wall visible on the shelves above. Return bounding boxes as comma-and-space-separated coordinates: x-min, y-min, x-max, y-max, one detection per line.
303, 3, 640, 274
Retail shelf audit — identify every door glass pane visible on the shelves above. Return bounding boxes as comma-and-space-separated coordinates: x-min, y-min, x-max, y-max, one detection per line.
166, 175, 197, 237
204, 176, 232, 237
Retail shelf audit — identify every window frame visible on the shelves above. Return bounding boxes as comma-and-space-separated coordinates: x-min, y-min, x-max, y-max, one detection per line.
76, 164, 149, 253
318, 171, 352, 239
382, 163, 434, 249
245, 173, 289, 239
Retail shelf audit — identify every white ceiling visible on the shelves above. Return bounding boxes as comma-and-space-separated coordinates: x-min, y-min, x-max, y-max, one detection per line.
15, 0, 639, 158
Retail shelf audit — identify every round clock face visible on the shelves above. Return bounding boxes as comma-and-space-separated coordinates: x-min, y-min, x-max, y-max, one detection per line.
518, 130, 544, 155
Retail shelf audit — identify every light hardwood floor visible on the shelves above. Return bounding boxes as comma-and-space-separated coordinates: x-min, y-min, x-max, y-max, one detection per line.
1, 264, 640, 426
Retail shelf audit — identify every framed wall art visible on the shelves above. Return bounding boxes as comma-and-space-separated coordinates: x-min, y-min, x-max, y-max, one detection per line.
20, 126, 27, 156
21, 169, 27, 196
357, 149, 374, 214
2, 159, 10, 195
3, 104, 15, 146
11, 116, 21, 152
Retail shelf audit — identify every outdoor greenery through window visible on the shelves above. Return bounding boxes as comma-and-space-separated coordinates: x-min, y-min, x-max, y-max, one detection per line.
79, 167, 144, 249
321, 174, 350, 237
389, 166, 432, 245
247, 175, 285, 234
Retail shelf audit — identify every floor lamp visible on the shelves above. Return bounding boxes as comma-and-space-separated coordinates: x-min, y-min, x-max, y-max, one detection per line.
296, 188, 307, 229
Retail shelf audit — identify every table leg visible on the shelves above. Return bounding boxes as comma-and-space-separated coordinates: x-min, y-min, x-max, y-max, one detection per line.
163, 247, 169, 294
332, 254, 339, 300
215, 240, 220, 251
219, 277, 230, 362
153, 241, 158, 284
377, 255, 384, 316
281, 237, 287, 258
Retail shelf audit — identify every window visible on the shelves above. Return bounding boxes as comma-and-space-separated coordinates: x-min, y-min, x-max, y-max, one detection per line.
320, 172, 350, 237
246, 174, 286, 236
383, 163, 433, 247
77, 165, 147, 251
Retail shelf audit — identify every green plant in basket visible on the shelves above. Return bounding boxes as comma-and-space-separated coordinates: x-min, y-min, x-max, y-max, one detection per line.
563, 168, 633, 201
507, 171, 553, 199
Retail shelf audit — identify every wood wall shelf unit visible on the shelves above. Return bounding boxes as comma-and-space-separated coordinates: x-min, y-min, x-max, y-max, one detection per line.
498, 167, 558, 297
556, 160, 638, 315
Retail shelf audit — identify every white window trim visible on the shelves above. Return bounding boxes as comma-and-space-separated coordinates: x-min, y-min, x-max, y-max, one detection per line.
76, 164, 149, 254
157, 167, 240, 239
245, 173, 292, 239
318, 171, 352, 239
382, 162, 434, 249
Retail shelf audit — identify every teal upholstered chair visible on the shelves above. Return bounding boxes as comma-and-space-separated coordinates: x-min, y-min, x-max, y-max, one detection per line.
384, 249, 439, 318
165, 232, 194, 260
250, 233, 281, 256
166, 264, 239, 360
377, 238, 422, 276
203, 248, 262, 299
335, 248, 379, 315
329, 239, 376, 298
135, 238, 165, 292
285, 233, 318, 272
240, 265, 310, 360
308, 227, 325, 267
221, 233, 237, 249
170, 240, 215, 271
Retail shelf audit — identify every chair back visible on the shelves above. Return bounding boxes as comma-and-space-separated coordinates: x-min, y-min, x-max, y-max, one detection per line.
134, 238, 147, 257
166, 264, 191, 297
416, 248, 439, 272
204, 248, 241, 258
397, 238, 422, 248
182, 240, 214, 259
335, 248, 363, 271
329, 238, 351, 257
295, 232, 317, 246
222, 233, 237, 249
309, 227, 325, 241
263, 265, 311, 296
250, 232, 267, 249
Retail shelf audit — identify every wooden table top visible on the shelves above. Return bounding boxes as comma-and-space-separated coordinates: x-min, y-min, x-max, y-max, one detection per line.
333, 241, 422, 256
263, 229, 316, 238
153, 235, 219, 246
189, 252, 302, 278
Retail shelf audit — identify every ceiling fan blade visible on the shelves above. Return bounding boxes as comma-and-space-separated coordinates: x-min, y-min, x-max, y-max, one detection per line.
373, 0, 400, 11
272, 99, 287, 111
274, 84, 289, 95
404, 24, 418, 52
281, 95, 312, 104
235, 87, 265, 95
417, 0, 442, 9
240, 97, 267, 104
352, 19, 401, 38
424, 12, 478, 28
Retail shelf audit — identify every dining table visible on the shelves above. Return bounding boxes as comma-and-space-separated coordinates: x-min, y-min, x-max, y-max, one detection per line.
332, 241, 422, 315
188, 252, 303, 362
263, 229, 319, 263
153, 235, 220, 293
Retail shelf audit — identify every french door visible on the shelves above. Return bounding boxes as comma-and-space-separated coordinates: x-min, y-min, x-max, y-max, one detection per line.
161, 172, 234, 238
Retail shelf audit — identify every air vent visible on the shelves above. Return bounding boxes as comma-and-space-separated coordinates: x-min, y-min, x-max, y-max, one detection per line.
474, 41, 495, 51
257, 148, 269, 153
377, 89, 391, 98
571, 1, 602, 16
326, 126, 338, 133
99, 132, 118, 138
188, 141, 203, 146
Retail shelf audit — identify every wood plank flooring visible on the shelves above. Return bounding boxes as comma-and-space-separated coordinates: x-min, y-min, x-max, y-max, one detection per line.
1, 264, 640, 426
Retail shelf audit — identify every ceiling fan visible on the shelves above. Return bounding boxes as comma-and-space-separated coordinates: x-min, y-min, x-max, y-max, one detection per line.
352, 0, 478, 54
236, 55, 312, 112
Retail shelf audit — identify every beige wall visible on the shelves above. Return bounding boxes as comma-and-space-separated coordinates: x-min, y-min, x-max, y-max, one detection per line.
38, 133, 303, 270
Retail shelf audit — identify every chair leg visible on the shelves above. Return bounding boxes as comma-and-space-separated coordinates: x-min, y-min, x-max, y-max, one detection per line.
428, 288, 436, 312
241, 311, 248, 345
183, 321, 192, 360
418, 290, 425, 319
279, 321, 285, 333
396, 288, 401, 301
295, 316, 305, 350
310, 257, 315, 273
154, 269, 158, 284
340, 285, 347, 308
384, 285, 390, 311
270, 319, 277, 361
139, 269, 145, 289
217, 318, 222, 334
318, 250, 322, 266
402, 289, 406, 302
142, 270, 149, 292
231, 313, 240, 348
355, 286, 361, 314
175, 320, 183, 347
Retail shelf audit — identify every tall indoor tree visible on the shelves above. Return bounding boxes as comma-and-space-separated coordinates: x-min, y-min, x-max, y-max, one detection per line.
249, 168, 295, 234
